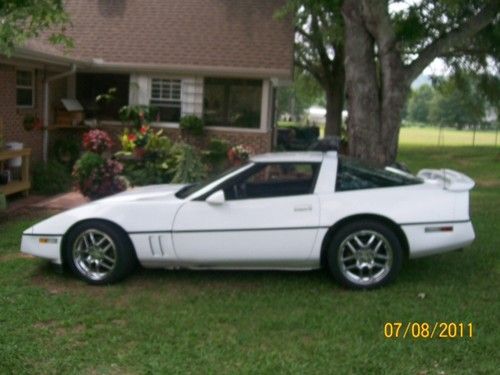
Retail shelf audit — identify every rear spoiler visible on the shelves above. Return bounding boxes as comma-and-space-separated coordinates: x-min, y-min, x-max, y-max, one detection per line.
417, 169, 475, 192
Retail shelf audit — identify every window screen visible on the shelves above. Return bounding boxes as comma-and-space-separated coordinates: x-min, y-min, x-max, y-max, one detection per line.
16, 70, 34, 107
150, 78, 181, 122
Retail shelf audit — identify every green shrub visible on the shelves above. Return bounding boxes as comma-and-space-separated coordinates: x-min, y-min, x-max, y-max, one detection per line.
179, 115, 204, 136
121, 159, 171, 186
32, 160, 72, 195
203, 138, 230, 174
51, 136, 81, 169
205, 138, 230, 163
171, 143, 207, 183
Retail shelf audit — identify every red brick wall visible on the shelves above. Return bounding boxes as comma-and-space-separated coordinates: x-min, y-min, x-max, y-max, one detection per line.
0, 63, 44, 162
100, 124, 273, 155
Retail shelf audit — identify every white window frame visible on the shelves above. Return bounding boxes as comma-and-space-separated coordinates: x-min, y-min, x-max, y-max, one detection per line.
16, 69, 35, 108
150, 78, 182, 123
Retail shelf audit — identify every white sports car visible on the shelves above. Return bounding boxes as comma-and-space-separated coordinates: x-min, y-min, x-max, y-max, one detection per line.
21, 152, 475, 289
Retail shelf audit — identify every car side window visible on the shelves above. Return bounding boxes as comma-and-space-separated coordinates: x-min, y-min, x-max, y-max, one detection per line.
335, 157, 422, 192
224, 163, 319, 200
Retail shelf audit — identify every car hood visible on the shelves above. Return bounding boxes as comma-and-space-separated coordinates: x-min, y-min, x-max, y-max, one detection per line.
23, 184, 188, 236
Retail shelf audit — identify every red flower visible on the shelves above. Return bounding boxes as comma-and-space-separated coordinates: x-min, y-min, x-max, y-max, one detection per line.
140, 125, 149, 135
128, 133, 137, 142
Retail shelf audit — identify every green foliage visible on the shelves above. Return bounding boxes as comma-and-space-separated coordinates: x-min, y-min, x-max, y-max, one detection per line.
281, 1, 344, 123
204, 138, 230, 165
145, 129, 172, 156
179, 115, 204, 136
121, 160, 170, 186
0, 0, 72, 55
119, 105, 159, 128
117, 127, 174, 186
51, 136, 80, 169
32, 160, 72, 195
72, 152, 127, 200
72, 152, 104, 182
407, 84, 434, 123
171, 143, 207, 183
95, 87, 117, 105
118, 127, 210, 186
429, 74, 486, 128
277, 70, 325, 119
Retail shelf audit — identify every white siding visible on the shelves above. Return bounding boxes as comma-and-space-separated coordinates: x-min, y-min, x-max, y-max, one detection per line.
260, 79, 272, 131
129, 74, 150, 105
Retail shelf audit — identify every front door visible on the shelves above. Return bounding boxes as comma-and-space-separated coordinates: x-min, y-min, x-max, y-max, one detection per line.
172, 162, 321, 267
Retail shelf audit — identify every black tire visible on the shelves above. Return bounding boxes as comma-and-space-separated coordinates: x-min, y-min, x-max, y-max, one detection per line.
64, 221, 137, 285
327, 220, 403, 289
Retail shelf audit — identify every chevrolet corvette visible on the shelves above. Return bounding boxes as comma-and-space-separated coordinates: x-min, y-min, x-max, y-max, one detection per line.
21, 151, 475, 289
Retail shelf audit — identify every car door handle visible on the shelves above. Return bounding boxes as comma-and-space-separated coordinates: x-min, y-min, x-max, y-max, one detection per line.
294, 204, 312, 212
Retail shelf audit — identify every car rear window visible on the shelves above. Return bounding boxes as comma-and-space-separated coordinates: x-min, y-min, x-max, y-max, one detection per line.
335, 157, 422, 192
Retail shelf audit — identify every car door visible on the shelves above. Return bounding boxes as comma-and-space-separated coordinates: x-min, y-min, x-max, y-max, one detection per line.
172, 162, 321, 267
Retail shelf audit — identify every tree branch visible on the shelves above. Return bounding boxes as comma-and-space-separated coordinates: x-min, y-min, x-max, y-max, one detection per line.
310, 11, 335, 86
406, 1, 500, 82
295, 26, 313, 42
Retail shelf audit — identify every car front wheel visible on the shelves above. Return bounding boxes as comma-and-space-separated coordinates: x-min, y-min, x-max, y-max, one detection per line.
64, 221, 137, 285
327, 220, 403, 289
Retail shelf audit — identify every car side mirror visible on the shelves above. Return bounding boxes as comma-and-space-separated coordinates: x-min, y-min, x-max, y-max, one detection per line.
206, 190, 225, 205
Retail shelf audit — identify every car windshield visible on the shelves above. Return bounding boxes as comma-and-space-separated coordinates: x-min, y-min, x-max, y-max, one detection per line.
175, 162, 250, 199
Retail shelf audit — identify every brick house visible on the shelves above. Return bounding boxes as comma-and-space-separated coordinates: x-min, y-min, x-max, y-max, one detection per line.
0, 0, 293, 162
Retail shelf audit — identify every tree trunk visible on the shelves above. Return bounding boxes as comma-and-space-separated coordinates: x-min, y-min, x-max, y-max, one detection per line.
324, 49, 345, 138
342, 0, 384, 165
342, 0, 409, 166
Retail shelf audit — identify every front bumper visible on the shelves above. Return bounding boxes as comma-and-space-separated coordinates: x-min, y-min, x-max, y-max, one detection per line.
21, 235, 63, 264
402, 221, 475, 259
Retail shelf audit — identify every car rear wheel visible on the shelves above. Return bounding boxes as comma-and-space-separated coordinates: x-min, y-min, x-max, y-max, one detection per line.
327, 220, 403, 289
64, 221, 137, 285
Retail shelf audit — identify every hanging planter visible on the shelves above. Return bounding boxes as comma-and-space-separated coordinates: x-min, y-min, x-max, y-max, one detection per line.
22, 114, 36, 131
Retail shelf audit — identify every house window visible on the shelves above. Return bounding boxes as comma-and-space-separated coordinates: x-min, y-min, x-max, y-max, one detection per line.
76, 73, 129, 121
16, 70, 34, 107
150, 78, 181, 122
204, 78, 262, 129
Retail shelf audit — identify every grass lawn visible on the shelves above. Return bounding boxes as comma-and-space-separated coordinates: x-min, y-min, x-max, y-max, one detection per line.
279, 121, 499, 147
400, 127, 499, 146
1, 146, 499, 374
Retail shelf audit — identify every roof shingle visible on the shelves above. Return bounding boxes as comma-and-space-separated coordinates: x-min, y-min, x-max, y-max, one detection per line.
26, 0, 294, 78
